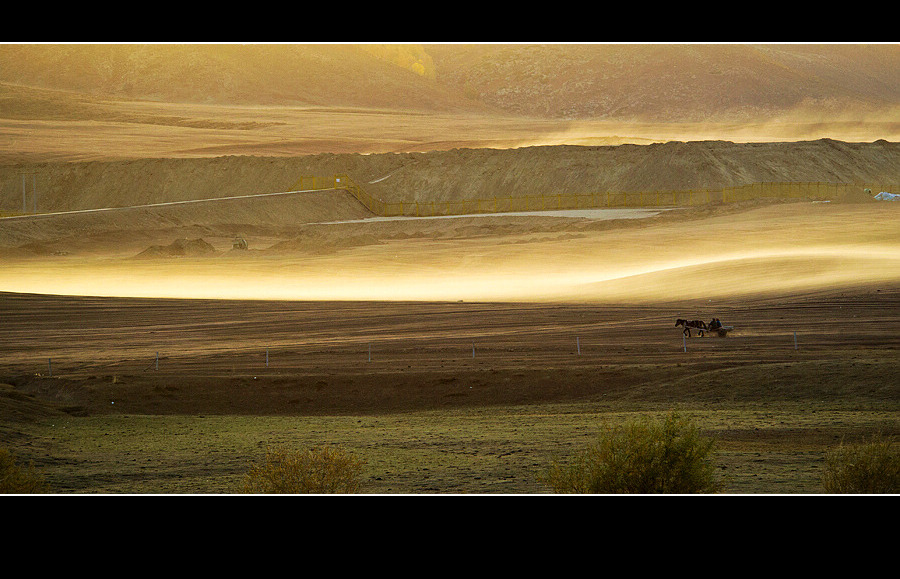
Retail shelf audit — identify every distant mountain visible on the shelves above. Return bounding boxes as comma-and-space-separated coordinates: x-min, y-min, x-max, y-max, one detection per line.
1, 43, 898, 121
425, 44, 900, 121
0, 44, 478, 112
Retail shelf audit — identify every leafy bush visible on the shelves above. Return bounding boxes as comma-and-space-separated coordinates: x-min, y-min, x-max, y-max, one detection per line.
542, 411, 721, 494
822, 434, 899, 494
241, 445, 365, 494
0, 447, 50, 493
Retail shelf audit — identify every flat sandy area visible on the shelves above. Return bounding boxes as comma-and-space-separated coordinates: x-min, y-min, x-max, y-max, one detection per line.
2, 198, 898, 302
321, 207, 671, 224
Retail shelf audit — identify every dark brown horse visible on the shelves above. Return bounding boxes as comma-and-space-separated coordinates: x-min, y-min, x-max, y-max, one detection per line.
675, 318, 708, 337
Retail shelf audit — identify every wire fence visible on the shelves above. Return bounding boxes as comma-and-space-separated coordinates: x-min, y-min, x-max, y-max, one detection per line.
29, 328, 813, 379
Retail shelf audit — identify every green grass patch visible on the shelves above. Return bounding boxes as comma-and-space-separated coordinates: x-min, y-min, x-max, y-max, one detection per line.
5, 400, 897, 494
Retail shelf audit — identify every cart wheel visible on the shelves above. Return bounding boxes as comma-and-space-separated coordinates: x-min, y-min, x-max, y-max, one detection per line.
718, 329, 727, 337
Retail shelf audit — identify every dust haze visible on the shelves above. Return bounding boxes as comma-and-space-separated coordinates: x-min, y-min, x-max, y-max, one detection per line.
2, 202, 899, 303
1, 43, 899, 303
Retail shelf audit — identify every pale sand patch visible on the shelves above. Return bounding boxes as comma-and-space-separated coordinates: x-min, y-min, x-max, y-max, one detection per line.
319, 207, 673, 224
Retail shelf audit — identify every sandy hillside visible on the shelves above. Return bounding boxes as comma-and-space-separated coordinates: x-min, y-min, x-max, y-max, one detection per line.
2, 44, 899, 166
3, 44, 897, 122
0, 188, 372, 253
3, 140, 899, 214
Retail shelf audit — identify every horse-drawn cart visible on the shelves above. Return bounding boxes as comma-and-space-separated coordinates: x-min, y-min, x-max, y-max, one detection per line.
676, 318, 733, 337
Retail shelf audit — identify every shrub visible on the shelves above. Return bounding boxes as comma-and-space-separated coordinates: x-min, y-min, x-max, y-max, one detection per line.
822, 434, 900, 494
542, 411, 721, 494
241, 445, 365, 494
0, 447, 50, 493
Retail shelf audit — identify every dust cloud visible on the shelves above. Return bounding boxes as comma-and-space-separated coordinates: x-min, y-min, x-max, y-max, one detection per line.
506, 106, 900, 150
1, 247, 897, 303
2, 203, 898, 303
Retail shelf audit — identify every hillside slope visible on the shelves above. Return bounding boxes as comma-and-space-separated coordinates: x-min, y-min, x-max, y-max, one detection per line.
2, 140, 898, 213
427, 44, 900, 120
1, 44, 898, 122
0, 44, 477, 113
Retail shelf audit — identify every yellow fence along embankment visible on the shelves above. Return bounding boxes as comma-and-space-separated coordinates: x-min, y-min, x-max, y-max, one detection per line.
299, 175, 900, 219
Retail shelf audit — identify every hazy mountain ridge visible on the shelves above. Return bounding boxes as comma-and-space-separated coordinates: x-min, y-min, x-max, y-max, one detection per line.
1, 44, 898, 121
0, 44, 474, 112
427, 44, 900, 120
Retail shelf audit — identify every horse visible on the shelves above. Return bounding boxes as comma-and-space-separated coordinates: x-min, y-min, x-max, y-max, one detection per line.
675, 318, 708, 337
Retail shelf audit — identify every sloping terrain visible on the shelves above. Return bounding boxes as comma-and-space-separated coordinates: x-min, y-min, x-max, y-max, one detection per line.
2, 45, 898, 167
0, 188, 373, 255
3, 44, 898, 121
359, 139, 900, 204
427, 44, 900, 121
2, 140, 898, 214
0, 44, 475, 112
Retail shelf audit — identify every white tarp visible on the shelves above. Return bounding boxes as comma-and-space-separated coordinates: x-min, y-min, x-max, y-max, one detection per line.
874, 192, 900, 201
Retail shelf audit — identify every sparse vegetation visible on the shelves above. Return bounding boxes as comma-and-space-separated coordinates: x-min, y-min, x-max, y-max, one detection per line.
822, 434, 900, 494
240, 445, 365, 494
1, 406, 897, 493
0, 447, 50, 493
542, 411, 722, 494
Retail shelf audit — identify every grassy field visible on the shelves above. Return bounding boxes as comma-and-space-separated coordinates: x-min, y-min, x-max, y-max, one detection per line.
6, 391, 895, 494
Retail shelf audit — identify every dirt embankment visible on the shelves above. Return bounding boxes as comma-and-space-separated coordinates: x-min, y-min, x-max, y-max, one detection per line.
2, 140, 898, 215
0, 188, 373, 255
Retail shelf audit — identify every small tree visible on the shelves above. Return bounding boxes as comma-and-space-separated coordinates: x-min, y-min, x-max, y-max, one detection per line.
542, 411, 721, 494
0, 447, 50, 493
241, 445, 365, 494
822, 434, 899, 494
